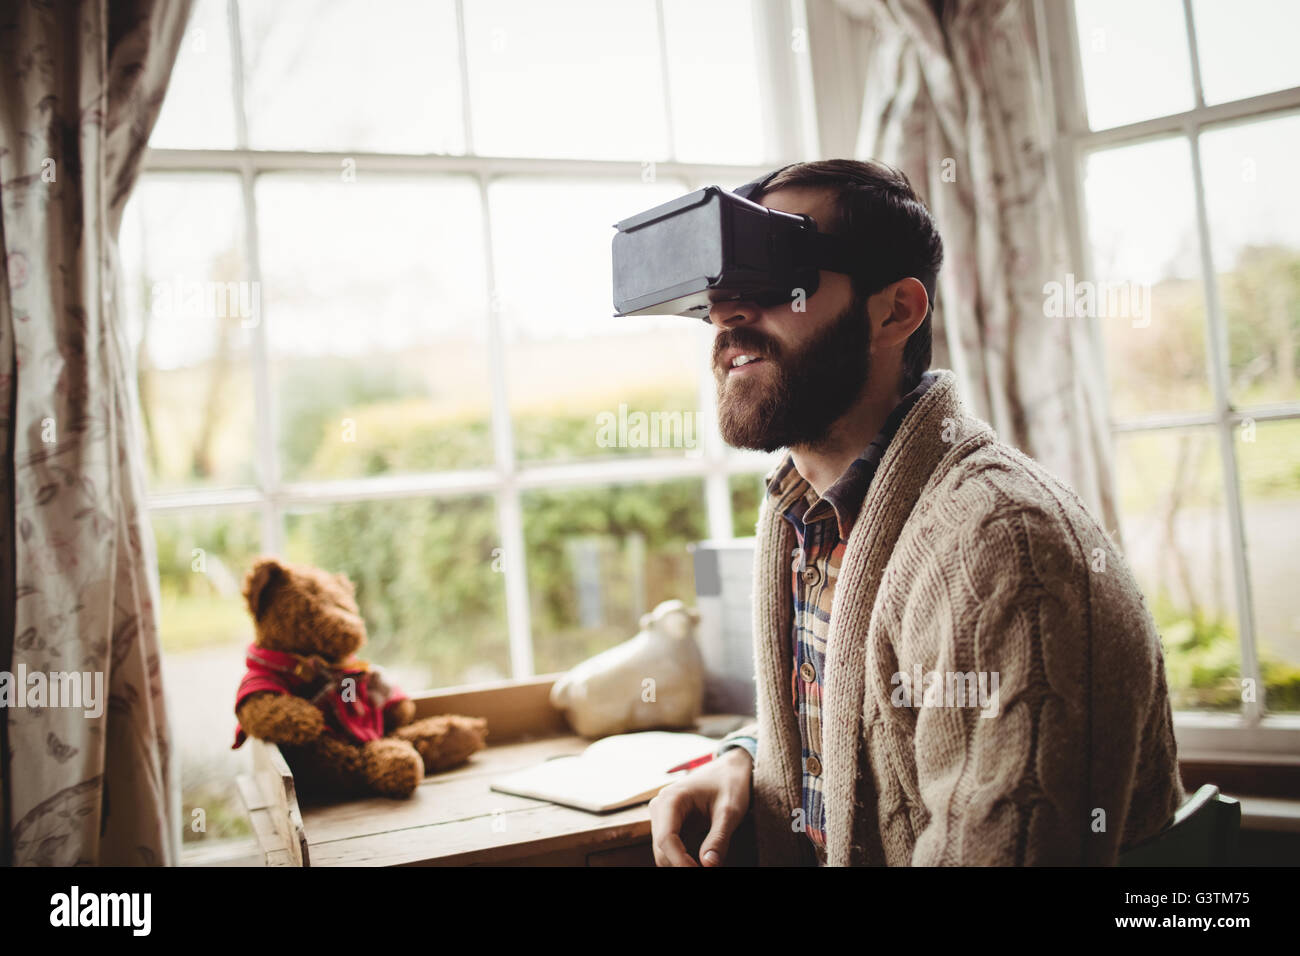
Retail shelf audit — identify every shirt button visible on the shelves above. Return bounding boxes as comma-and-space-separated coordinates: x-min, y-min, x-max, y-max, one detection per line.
799, 661, 817, 683
806, 754, 823, 776
801, 565, 821, 587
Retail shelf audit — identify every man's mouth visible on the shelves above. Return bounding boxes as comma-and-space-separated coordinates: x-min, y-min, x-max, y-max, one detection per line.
726, 354, 767, 374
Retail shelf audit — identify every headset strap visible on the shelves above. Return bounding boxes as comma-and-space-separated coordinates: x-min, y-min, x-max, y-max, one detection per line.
797, 230, 866, 274
735, 165, 869, 276
732, 164, 795, 201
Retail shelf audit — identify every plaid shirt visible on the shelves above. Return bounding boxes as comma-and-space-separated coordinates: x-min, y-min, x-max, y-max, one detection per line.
718, 370, 937, 864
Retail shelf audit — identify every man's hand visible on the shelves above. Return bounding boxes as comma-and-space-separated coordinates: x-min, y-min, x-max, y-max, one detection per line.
649, 747, 753, 867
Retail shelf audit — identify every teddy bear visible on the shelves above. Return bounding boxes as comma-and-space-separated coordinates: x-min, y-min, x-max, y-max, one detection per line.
232, 556, 488, 800
549, 599, 704, 738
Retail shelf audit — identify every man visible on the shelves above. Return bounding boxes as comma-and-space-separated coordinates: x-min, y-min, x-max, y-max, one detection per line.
648, 159, 1185, 867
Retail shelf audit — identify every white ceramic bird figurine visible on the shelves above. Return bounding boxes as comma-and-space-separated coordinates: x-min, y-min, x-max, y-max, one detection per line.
549, 599, 705, 739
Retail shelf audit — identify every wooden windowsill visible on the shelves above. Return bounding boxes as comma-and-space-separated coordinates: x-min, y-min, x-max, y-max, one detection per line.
237, 674, 754, 866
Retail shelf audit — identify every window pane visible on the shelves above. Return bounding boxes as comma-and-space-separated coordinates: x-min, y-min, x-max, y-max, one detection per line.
729, 471, 765, 538
240, 0, 464, 153
488, 177, 705, 463
119, 174, 256, 491
1084, 137, 1212, 417
464, 0, 668, 160
256, 175, 494, 480
284, 496, 510, 688
662, 0, 766, 164
150, 0, 238, 149
1073, 0, 1194, 130
1200, 113, 1300, 407
1237, 419, 1300, 713
1114, 428, 1241, 712
523, 479, 707, 674
155, 509, 263, 652
1193, 0, 1300, 106
153, 508, 263, 847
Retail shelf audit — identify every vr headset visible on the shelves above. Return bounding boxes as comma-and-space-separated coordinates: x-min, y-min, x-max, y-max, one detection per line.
611, 164, 866, 319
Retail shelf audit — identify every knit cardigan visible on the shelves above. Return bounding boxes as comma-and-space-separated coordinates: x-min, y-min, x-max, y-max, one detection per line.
745, 369, 1185, 866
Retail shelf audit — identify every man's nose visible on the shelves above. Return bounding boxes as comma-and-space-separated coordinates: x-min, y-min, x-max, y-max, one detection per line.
708, 298, 763, 330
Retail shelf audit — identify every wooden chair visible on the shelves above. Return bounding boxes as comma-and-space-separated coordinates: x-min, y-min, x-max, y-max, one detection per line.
1117, 784, 1240, 866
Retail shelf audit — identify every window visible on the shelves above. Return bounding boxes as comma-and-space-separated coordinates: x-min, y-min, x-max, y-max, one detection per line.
1047, 1, 1300, 750
125, 0, 808, 856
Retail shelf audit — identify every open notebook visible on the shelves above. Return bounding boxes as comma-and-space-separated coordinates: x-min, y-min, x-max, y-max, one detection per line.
489, 731, 720, 813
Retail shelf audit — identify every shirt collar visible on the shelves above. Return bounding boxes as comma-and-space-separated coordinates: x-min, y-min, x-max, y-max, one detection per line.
765, 370, 939, 539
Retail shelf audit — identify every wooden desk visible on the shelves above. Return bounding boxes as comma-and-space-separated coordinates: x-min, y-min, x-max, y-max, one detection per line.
237, 674, 756, 867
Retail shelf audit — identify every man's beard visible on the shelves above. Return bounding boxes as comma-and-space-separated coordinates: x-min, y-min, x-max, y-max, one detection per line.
714, 292, 871, 452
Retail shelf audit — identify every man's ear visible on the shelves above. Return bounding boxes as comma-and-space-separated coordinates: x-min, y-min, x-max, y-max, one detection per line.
244, 558, 285, 620
869, 277, 929, 350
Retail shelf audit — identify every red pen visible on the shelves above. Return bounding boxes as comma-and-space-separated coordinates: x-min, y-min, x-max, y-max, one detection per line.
666, 752, 715, 773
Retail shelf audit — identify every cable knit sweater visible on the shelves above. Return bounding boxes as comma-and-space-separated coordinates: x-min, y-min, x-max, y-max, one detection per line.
741, 369, 1185, 866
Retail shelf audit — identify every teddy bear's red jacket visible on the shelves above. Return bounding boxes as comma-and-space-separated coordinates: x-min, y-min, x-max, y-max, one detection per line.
232, 644, 409, 749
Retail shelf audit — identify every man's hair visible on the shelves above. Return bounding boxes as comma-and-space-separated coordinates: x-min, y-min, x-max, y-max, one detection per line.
753, 159, 943, 393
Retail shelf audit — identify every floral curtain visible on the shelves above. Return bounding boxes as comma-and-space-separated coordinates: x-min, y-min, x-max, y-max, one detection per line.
1, 0, 192, 865
805, 0, 1119, 533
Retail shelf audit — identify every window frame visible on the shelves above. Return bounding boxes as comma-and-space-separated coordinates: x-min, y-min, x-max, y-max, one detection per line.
1037, 0, 1300, 757
142, 0, 806, 684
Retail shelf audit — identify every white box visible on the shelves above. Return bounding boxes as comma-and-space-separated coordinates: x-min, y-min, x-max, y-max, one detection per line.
690, 538, 757, 717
